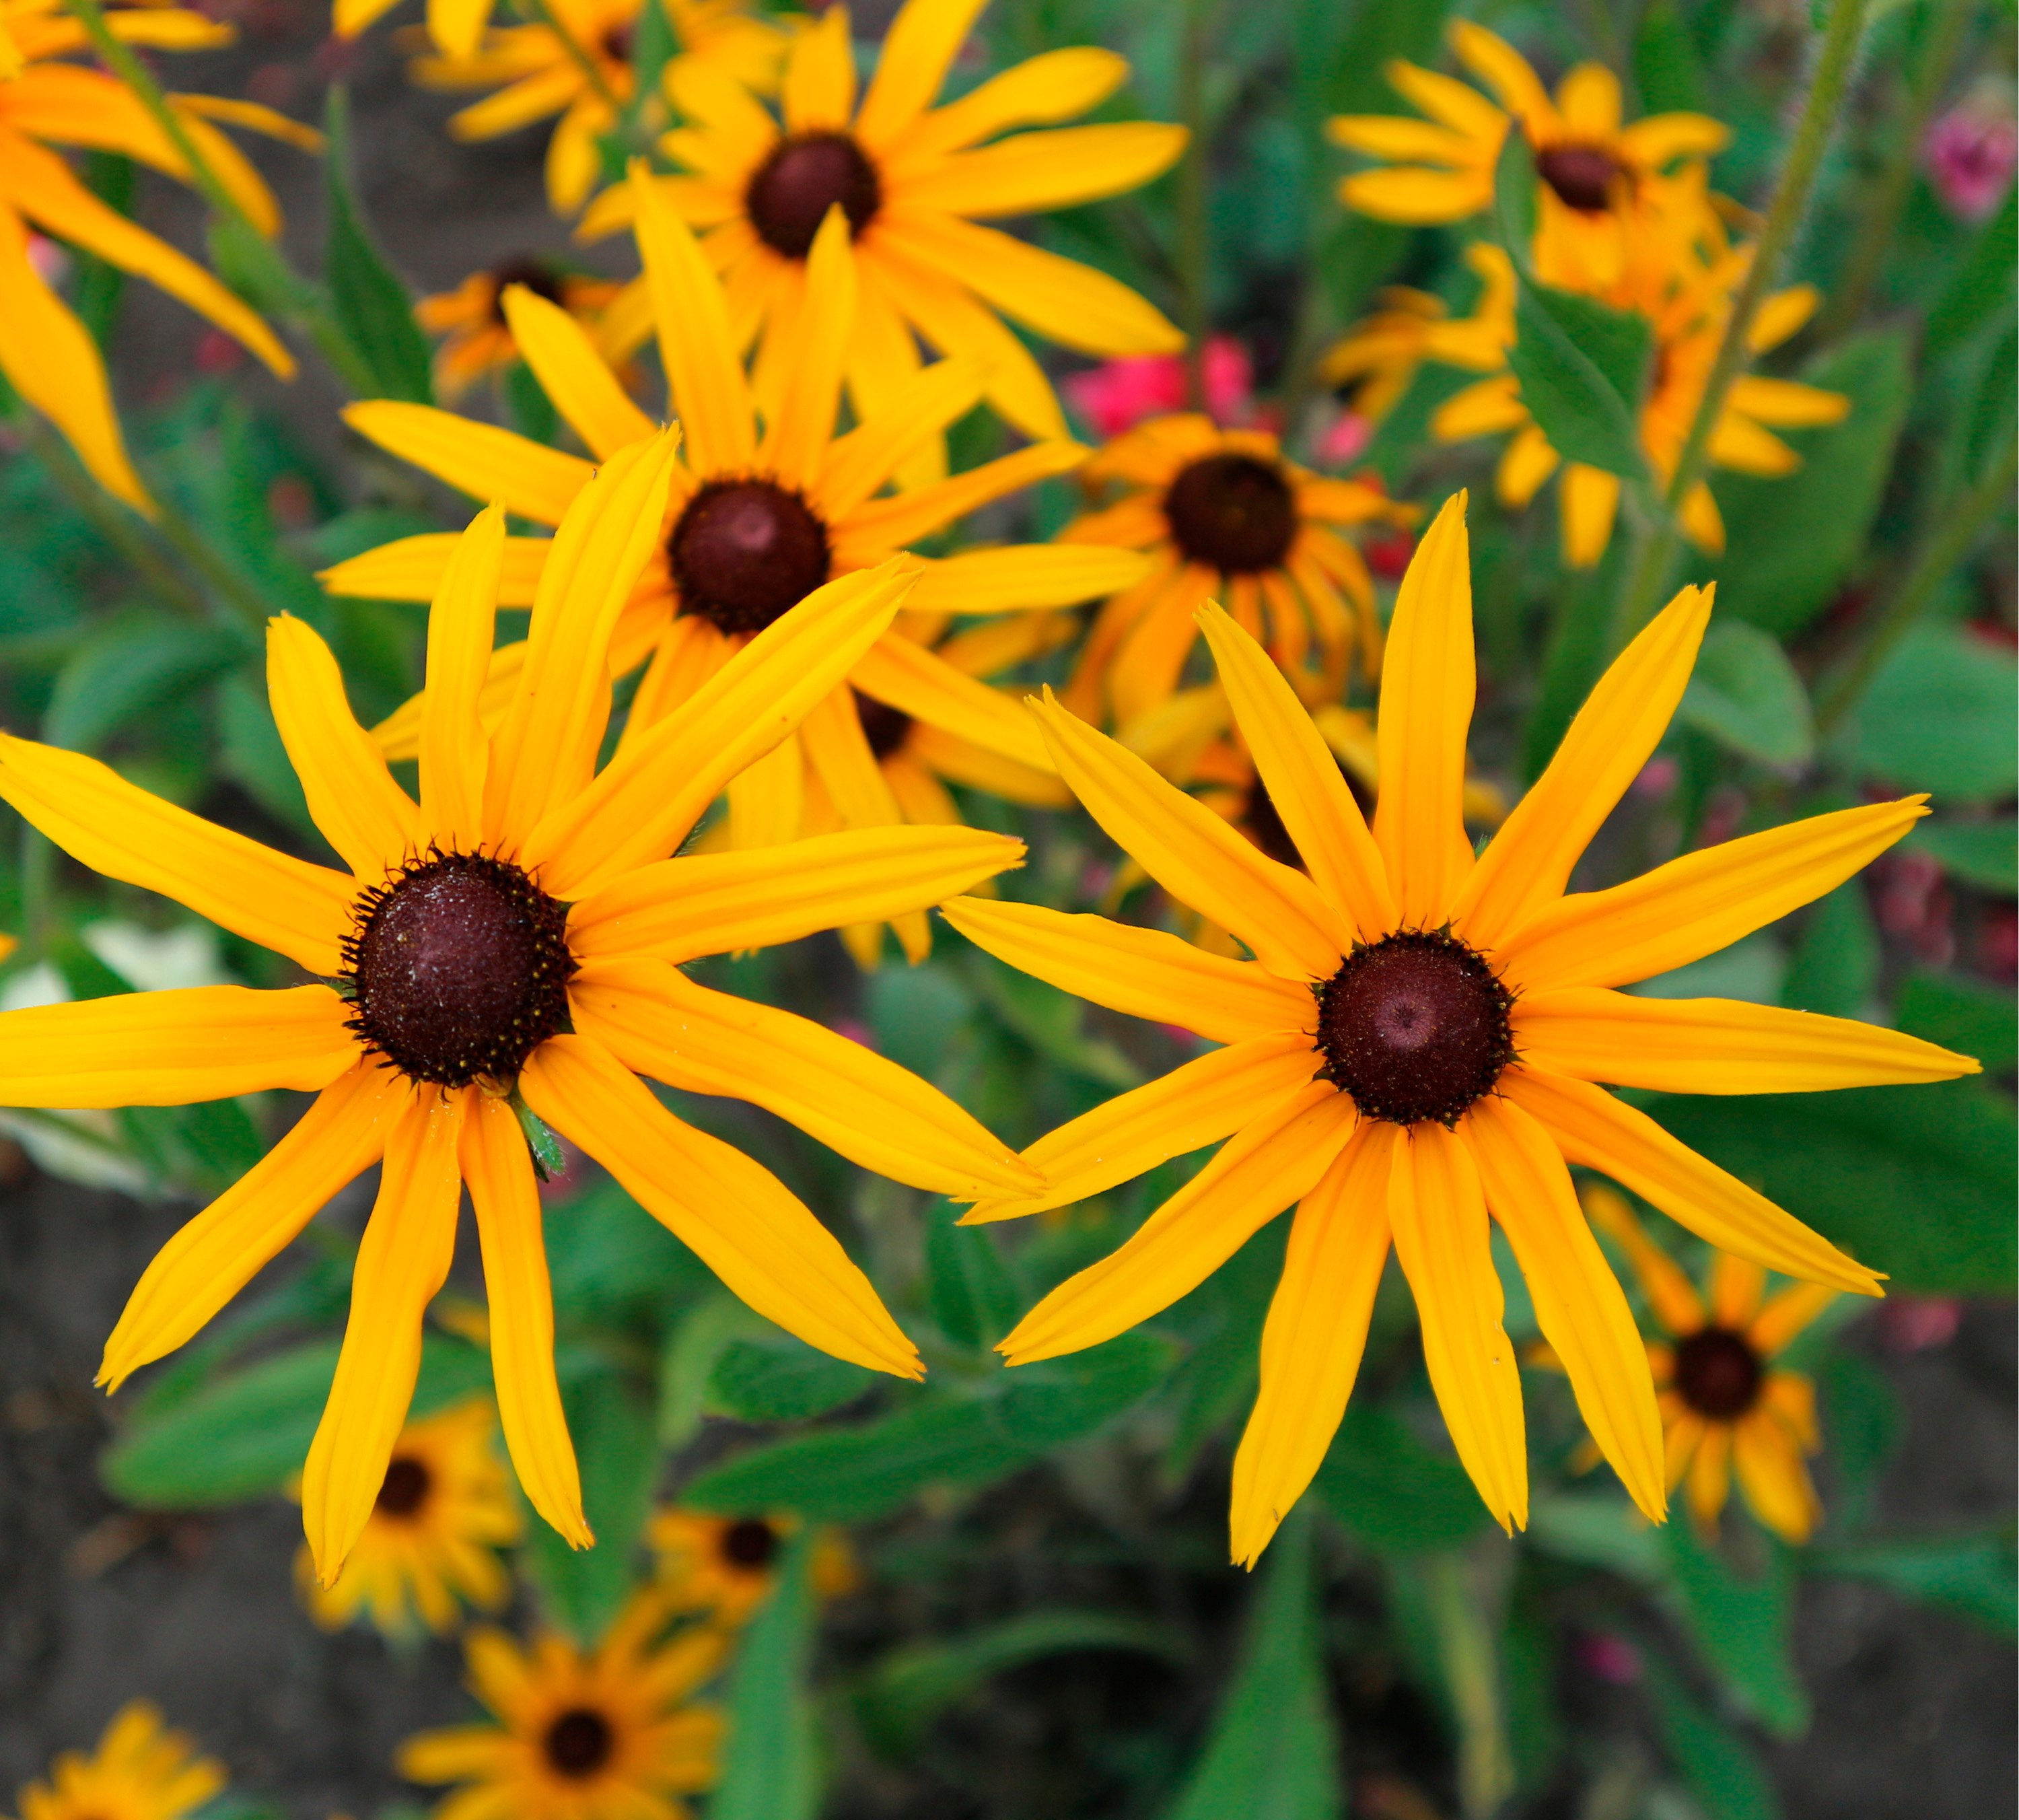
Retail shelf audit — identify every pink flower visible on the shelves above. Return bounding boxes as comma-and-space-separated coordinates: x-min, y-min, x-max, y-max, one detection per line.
1063, 337, 1254, 438
25, 233, 69, 288
1875, 1296, 1963, 1354
1314, 407, 1373, 468
1573, 1632, 1641, 1686
1925, 103, 2018, 223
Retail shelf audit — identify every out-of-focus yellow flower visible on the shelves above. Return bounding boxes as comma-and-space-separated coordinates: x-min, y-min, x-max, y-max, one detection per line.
649, 1508, 858, 1625
11, 1700, 224, 1820
1318, 240, 1516, 422
416, 254, 623, 398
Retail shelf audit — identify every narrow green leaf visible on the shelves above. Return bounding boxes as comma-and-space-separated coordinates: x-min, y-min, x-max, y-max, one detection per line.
924, 1201, 1020, 1351
1664, 1525, 1808, 1738
1812, 1529, 2018, 1636
1634, 0, 1711, 112
1314, 1402, 1489, 1553
707, 1334, 874, 1424
1677, 620, 1814, 765
44, 612, 246, 753
1643, 1654, 1783, 1820
1925, 184, 2018, 365
509, 1089, 567, 1181
1508, 283, 1652, 479
1896, 970, 2017, 1073
322, 86, 433, 403
709, 1529, 821, 1820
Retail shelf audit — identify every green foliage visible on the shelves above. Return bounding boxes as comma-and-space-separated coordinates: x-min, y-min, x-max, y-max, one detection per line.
1664, 1527, 1808, 1738
1507, 283, 1652, 480
1835, 623, 2018, 802
709, 1530, 822, 1820
1812, 1529, 2019, 1637
1314, 1403, 1490, 1553
1643, 1654, 1784, 1820
322, 88, 434, 404
924, 1202, 1022, 1350
709, 1335, 875, 1424
1678, 620, 1816, 765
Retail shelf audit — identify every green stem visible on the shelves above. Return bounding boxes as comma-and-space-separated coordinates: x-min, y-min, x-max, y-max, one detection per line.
1812, 429, 2017, 738
1176, 0, 1214, 410
149, 499, 277, 633
1610, 0, 1872, 648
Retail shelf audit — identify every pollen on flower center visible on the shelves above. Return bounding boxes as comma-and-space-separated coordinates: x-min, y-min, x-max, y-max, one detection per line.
720, 1517, 781, 1568
746, 131, 883, 258
1315, 930, 1515, 1127
1673, 1326, 1764, 1420
375, 1454, 432, 1518
853, 689, 913, 762
344, 849, 575, 1090
670, 478, 834, 636
1164, 454, 1298, 574
1535, 143, 1624, 212
487, 254, 565, 323
544, 1706, 616, 1779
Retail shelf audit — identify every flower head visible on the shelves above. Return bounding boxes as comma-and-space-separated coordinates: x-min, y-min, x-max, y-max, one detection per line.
945, 495, 1977, 1564
650, 1508, 857, 1624
417, 254, 624, 398
10, 1700, 224, 1820
1062, 337, 1256, 439
0, 444, 1040, 1581
1924, 89, 2018, 223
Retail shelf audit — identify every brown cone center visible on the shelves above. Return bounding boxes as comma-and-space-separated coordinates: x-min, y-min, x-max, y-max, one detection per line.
374, 1455, 432, 1519
1674, 1326, 1765, 1420
746, 132, 882, 258
544, 1706, 616, 1779
1164, 454, 1298, 574
1536, 143, 1624, 212
853, 689, 913, 762
670, 479, 833, 635
488, 254, 565, 324
720, 1518, 781, 1568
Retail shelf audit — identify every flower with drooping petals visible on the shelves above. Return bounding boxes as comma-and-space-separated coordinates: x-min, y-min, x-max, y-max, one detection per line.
10, 1700, 224, 1820
417, 254, 623, 398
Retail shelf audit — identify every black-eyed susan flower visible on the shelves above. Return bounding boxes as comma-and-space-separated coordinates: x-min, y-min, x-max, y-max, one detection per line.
649, 1508, 856, 1625
0, 0, 312, 511
398, 0, 787, 215
293, 1397, 520, 1637
578, 0, 1186, 453
416, 254, 623, 399
943, 495, 1978, 1565
11, 1700, 224, 1820
1578, 1182, 1835, 1544
1057, 415, 1413, 726
398, 1595, 724, 1819
332, 172, 1141, 959
1329, 20, 1727, 293
1318, 240, 1516, 425
0, 444, 1039, 1582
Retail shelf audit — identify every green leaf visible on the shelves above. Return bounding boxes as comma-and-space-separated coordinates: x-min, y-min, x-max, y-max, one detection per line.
215, 669, 318, 841
1525, 1492, 1663, 1582
44, 612, 246, 753
1780, 884, 1878, 1018
708, 1529, 822, 1820
510, 1090, 567, 1180
1896, 970, 2017, 1074
1507, 283, 1652, 479
708, 1334, 874, 1424
75, 151, 135, 347
1314, 1401, 1489, 1553
1678, 620, 1814, 765
1646, 1080, 2018, 1294
1925, 184, 2018, 365
548, 1179, 715, 1325
1161, 1512, 1343, 1820
856, 1611, 1187, 1758
1836, 623, 2018, 802
924, 1201, 1020, 1351
1491, 125, 1538, 271
657, 1291, 756, 1447
1643, 1654, 1783, 1820
1710, 331, 1912, 636
1664, 1525, 1808, 1737
1906, 818, 2018, 893
322, 87, 433, 403
1811, 1529, 2018, 1637
1633, 0, 1710, 112
521, 1364, 660, 1643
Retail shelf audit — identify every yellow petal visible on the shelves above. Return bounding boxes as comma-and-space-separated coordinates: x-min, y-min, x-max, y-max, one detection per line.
1386, 1120, 1527, 1531
320, 530, 548, 606
1686, 1420, 1730, 1529
1578, 1180, 1705, 1336
837, 440, 1090, 555
499, 284, 657, 460
725, 728, 810, 851
1466, 1095, 1665, 1521
462, 1090, 588, 1547
964, 1035, 1324, 1224
1725, 375, 1849, 428
0, 733, 353, 975
1446, 22, 1552, 126
905, 544, 1151, 616
1749, 1283, 1837, 1358
999, 1082, 1356, 1365
854, 0, 985, 147
1228, 1125, 1390, 1566
1558, 462, 1620, 567
794, 691, 927, 961
1499, 1065, 1882, 1295
1709, 1250, 1767, 1328
1731, 1409, 1820, 1543
520, 1034, 921, 1376
809, 355, 978, 522
882, 45, 1127, 164
301, 1085, 465, 1584
426, 0, 491, 59
781, 1, 856, 132
1337, 165, 1492, 223
1453, 586, 1711, 951
851, 631, 1053, 771
1373, 493, 1477, 925
901, 123, 1188, 218
760, 205, 857, 486
340, 402, 592, 524
417, 504, 506, 849
1499, 798, 1930, 992
1027, 691, 1353, 982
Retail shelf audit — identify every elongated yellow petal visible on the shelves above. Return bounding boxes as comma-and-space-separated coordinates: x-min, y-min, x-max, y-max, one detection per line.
1374, 493, 1476, 925
499, 284, 657, 460
521, 1035, 921, 1376
940, 896, 1316, 1045
267, 615, 421, 878
1028, 691, 1352, 981
0, 733, 353, 974
0, 983, 354, 1107
1453, 586, 1711, 950
760, 206, 855, 486
571, 957, 1039, 1198
1499, 1065, 1882, 1295
485, 429, 683, 847
1750, 1282, 1837, 1358
1197, 602, 1396, 940
341, 402, 592, 524
462, 1090, 587, 1547
902, 123, 1188, 218
100, 1062, 404, 1391
417, 504, 505, 849
1228, 1125, 1390, 1566
811, 356, 985, 521
1578, 1180, 1705, 1335
1731, 1409, 1819, 1543
883, 46, 1127, 164
1499, 799, 1930, 992
521, 558, 919, 897
1386, 1120, 1527, 1531
905, 544, 1151, 615
1512, 988, 1980, 1094
851, 631, 1053, 771
302, 1085, 464, 1583
781, 1, 855, 131
965, 1035, 1324, 1224
1709, 1250, 1766, 1328
427, 0, 491, 61
1466, 1095, 1665, 1521
855, 0, 986, 145
320, 531, 548, 606
1001, 1082, 1356, 1364
837, 442, 1091, 555
571, 824, 1022, 963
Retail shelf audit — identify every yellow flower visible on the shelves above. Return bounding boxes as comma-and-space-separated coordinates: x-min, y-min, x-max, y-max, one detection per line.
943, 494, 1977, 1566
416, 255, 623, 398
291, 1397, 521, 1637
398, 0, 788, 214
1578, 1183, 1835, 1544
649, 1508, 857, 1624
579, 0, 1186, 456
332, 171, 1141, 961
1318, 240, 1516, 423
0, 444, 1040, 1582
11, 1700, 224, 1820
1057, 415, 1412, 726
1329, 20, 1728, 293
0, 0, 312, 512
398, 1595, 725, 1820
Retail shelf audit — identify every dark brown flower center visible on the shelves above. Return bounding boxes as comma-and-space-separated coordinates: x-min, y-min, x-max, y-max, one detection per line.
1164, 454, 1298, 575
375, 1454, 432, 1519
670, 479, 833, 635
1673, 1326, 1764, 1420
746, 132, 882, 258
1315, 930, 1514, 1126
489, 254, 565, 324
1244, 759, 1372, 871
598, 21, 633, 61
344, 850, 575, 1089
853, 690, 913, 762
544, 1706, 616, 1779
1535, 143, 1624, 212
720, 1517, 781, 1568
